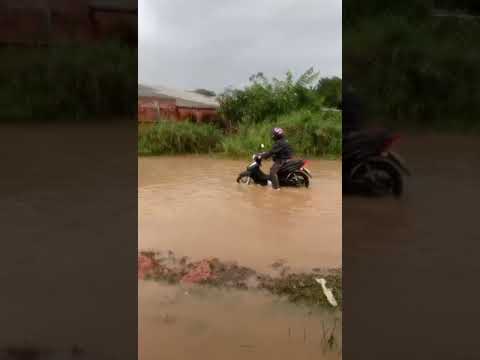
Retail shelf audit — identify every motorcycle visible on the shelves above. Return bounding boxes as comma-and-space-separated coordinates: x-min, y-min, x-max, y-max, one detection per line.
343, 129, 410, 197
236, 145, 312, 188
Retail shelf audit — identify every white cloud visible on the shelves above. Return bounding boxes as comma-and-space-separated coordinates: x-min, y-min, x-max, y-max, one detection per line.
139, 0, 341, 92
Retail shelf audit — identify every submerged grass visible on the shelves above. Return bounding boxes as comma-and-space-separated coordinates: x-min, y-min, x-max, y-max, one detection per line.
138, 109, 342, 158
262, 272, 342, 309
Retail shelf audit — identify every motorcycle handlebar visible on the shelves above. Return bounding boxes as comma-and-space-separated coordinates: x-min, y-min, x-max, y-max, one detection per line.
253, 153, 263, 162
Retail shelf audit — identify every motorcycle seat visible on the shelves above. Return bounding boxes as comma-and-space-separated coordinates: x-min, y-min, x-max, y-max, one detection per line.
279, 159, 305, 173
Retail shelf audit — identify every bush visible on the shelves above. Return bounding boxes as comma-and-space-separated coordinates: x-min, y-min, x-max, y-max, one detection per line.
316, 77, 342, 109
344, 4, 480, 130
221, 109, 342, 158
138, 121, 223, 155
218, 68, 323, 126
277, 110, 342, 157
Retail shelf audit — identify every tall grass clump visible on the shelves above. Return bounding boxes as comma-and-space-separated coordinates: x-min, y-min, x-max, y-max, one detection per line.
221, 110, 341, 158
221, 121, 273, 157
138, 121, 223, 155
277, 110, 342, 157
0, 42, 137, 121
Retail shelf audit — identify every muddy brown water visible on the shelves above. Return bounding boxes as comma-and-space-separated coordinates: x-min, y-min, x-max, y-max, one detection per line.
139, 156, 342, 272
139, 155, 342, 359
343, 135, 480, 359
139, 281, 342, 360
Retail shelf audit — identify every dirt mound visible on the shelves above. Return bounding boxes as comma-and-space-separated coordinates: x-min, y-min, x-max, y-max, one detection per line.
138, 251, 342, 309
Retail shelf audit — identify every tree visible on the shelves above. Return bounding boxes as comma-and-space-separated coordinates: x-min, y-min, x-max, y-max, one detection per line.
316, 77, 342, 108
218, 68, 323, 125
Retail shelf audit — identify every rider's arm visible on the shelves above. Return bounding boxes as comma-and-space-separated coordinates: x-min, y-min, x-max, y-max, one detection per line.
260, 150, 272, 159
260, 142, 280, 159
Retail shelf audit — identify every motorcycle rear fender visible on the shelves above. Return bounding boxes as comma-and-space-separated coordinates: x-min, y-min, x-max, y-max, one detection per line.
301, 168, 313, 178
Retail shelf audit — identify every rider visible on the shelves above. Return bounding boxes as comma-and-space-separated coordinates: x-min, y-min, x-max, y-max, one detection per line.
341, 85, 363, 137
259, 127, 293, 190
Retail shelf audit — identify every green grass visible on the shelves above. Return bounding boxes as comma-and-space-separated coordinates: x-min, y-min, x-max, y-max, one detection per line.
0, 42, 137, 121
138, 121, 223, 155
344, 9, 480, 131
221, 109, 341, 158
138, 109, 342, 158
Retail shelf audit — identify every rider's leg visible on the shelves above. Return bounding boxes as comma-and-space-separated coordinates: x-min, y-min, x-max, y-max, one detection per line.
270, 161, 282, 189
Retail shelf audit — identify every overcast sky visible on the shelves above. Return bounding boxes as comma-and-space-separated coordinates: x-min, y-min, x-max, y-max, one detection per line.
139, 0, 341, 93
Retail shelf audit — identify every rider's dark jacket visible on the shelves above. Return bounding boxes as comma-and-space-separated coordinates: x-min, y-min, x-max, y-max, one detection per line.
262, 138, 293, 162
341, 88, 363, 136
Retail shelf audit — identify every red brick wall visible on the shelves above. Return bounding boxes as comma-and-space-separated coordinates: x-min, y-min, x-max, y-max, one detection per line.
138, 97, 219, 123
177, 107, 219, 123
138, 97, 177, 122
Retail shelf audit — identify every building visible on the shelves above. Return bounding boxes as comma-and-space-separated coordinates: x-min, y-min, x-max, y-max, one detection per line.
138, 84, 220, 123
0, 0, 137, 46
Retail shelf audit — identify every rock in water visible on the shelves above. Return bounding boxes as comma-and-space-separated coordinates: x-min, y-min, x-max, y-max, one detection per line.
316, 278, 338, 307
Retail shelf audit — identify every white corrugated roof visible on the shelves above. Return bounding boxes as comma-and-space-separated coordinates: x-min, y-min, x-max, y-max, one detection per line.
138, 84, 173, 99
138, 84, 219, 109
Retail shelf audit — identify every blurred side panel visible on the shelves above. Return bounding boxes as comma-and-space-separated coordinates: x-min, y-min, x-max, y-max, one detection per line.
343, 1, 480, 359
0, 1, 138, 359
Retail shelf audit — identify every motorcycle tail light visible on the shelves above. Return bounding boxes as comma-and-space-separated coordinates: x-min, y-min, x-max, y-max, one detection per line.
383, 134, 400, 150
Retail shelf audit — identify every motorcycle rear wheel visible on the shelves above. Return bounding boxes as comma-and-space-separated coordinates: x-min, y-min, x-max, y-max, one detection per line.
287, 171, 310, 188
353, 162, 403, 196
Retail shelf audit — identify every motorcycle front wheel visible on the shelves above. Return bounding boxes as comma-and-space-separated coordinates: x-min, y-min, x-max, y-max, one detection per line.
237, 171, 252, 184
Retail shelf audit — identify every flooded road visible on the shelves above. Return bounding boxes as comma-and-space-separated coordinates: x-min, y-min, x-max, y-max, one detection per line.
139, 281, 342, 360
139, 156, 341, 272
139, 155, 342, 359
344, 135, 479, 258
